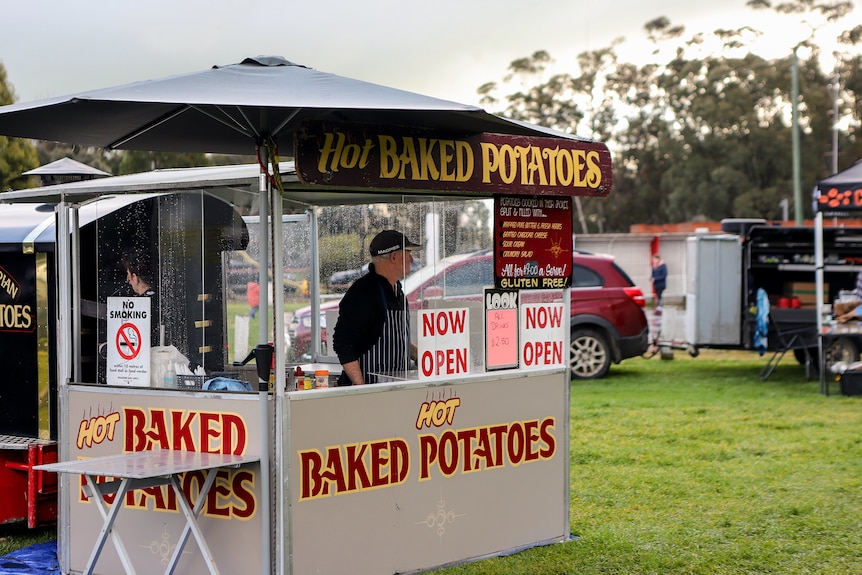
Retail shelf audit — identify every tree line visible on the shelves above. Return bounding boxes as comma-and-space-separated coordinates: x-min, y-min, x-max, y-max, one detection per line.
476, 0, 862, 232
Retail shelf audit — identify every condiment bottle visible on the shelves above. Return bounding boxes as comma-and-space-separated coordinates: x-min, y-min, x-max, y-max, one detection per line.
293, 366, 304, 390
315, 369, 329, 388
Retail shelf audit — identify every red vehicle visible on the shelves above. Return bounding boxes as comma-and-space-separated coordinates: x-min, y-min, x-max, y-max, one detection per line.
290, 250, 648, 379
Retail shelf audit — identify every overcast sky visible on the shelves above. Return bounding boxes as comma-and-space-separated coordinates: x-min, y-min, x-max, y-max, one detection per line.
1, 0, 857, 108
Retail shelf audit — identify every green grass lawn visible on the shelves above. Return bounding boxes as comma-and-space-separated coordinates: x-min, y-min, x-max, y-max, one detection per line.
4, 349, 861, 573
431, 350, 862, 575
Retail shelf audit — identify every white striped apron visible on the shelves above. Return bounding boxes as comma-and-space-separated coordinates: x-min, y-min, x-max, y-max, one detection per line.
360, 306, 410, 383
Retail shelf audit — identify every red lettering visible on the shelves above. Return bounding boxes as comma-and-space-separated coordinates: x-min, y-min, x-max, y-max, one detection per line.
124, 408, 146, 452
148, 410, 171, 450
420, 348, 468, 376
172, 411, 196, 451
419, 435, 438, 481
422, 309, 467, 336
437, 430, 458, 476
390, 440, 409, 484
523, 341, 563, 366
524, 420, 540, 462
456, 428, 478, 472
507, 422, 526, 464
345, 444, 371, 491
222, 414, 246, 455
199, 412, 220, 454
300, 450, 323, 499
231, 470, 256, 519
540, 418, 556, 458
205, 470, 233, 518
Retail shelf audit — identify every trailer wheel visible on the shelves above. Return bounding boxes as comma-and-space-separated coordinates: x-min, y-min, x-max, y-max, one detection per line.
570, 328, 611, 380
826, 337, 860, 367
800, 338, 861, 371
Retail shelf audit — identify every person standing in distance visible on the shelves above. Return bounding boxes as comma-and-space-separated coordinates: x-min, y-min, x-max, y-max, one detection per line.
333, 230, 421, 385
651, 253, 668, 311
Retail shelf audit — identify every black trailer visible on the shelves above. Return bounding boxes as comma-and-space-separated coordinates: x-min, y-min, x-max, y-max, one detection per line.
681, 221, 862, 377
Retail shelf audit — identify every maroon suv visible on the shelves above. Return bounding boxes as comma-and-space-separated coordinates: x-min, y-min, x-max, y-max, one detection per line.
289, 250, 648, 379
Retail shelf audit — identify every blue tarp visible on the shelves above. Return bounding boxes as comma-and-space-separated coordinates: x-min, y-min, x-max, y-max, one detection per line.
0, 541, 59, 575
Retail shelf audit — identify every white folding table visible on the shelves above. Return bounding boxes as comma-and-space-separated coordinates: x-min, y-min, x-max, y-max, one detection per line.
36, 449, 259, 575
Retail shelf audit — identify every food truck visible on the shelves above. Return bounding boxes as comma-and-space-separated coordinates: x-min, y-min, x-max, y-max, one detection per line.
0, 182, 249, 529
0, 58, 613, 575
0, 202, 59, 528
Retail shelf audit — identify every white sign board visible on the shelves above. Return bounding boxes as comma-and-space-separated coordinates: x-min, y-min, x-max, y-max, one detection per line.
519, 302, 566, 368
106, 296, 151, 386
418, 307, 470, 379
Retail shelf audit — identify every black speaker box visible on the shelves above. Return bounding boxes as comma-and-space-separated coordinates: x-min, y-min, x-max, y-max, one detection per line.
839, 371, 862, 396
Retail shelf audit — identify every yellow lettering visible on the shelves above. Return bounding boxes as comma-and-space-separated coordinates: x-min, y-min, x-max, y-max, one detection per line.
397, 137, 420, 180
455, 141, 473, 182
586, 150, 602, 187
379, 135, 399, 178
418, 138, 439, 181
439, 140, 455, 181
480, 142, 499, 183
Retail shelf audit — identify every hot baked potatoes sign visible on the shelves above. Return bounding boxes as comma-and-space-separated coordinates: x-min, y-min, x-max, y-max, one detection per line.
295, 122, 612, 197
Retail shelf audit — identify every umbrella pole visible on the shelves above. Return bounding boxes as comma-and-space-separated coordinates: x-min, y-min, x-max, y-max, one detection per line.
255, 150, 273, 574
258, 157, 270, 345
270, 159, 287, 575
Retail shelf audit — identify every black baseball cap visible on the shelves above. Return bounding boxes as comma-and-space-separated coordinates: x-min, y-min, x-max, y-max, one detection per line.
369, 230, 422, 256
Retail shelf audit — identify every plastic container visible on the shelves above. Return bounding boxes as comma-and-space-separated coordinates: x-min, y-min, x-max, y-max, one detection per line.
315, 369, 330, 388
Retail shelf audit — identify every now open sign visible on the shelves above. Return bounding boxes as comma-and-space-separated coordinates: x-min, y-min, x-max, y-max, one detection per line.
519, 303, 566, 368
418, 307, 470, 379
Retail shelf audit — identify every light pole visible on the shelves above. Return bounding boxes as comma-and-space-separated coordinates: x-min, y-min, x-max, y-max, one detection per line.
792, 46, 803, 225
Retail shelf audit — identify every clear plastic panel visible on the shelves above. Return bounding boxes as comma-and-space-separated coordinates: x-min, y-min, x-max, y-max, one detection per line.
291, 198, 499, 376
89, 192, 248, 385
87, 194, 558, 386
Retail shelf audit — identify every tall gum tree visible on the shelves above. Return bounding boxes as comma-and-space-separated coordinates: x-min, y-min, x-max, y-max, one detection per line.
478, 1, 861, 231
0, 62, 38, 191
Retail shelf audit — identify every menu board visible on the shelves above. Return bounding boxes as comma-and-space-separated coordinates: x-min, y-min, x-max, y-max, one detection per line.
494, 195, 573, 290
485, 289, 519, 370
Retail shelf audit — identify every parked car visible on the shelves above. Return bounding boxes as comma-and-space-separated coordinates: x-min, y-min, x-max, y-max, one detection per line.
327, 260, 420, 292
327, 264, 369, 292
291, 250, 648, 379
288, 307, 328, 359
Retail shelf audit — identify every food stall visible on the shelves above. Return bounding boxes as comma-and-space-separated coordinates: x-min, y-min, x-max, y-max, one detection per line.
0, 56, 612, 575
813, 159, 862, 395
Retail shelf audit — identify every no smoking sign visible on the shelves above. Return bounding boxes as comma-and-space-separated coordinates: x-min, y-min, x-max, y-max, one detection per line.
106, 296, 151, 387
116, 322, 142, 360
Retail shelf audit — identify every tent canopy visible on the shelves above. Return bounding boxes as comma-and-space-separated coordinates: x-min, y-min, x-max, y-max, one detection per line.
815, 158, 862, 212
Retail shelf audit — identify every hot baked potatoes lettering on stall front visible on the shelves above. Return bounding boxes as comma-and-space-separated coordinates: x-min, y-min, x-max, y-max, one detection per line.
297, 395, 556, 501
72, 406, 258, 520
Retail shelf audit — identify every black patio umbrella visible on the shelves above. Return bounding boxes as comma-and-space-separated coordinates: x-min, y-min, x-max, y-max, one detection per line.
0, 55, 582, 157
